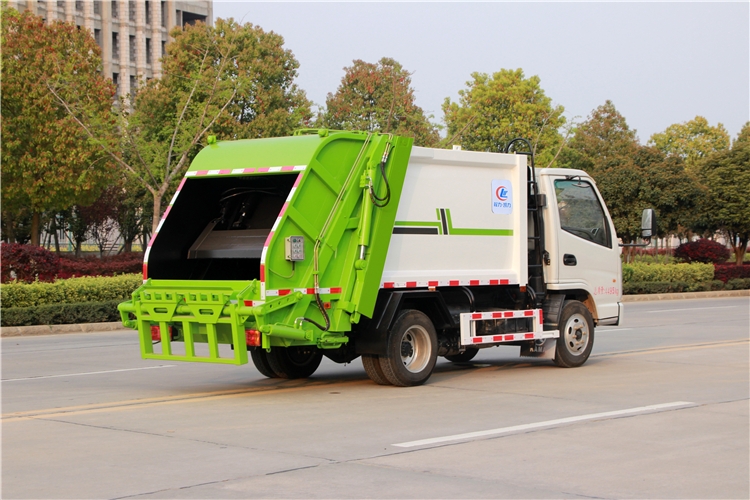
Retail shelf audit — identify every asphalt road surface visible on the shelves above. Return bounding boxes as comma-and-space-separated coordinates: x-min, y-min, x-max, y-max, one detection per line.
2, 297, 748, 499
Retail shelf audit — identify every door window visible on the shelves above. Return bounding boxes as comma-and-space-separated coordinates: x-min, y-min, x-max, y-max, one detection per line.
554, 179, 611, 248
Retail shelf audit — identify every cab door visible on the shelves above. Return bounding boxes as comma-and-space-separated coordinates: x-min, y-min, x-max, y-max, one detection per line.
546, 176, 621, 322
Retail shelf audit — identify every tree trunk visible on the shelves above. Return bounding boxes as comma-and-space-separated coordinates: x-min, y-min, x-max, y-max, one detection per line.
734, 234, 748, 265
123, 238, 133, 253
51, 216, 61, 253
30, 212, 41, 246
152, 193, 163, 235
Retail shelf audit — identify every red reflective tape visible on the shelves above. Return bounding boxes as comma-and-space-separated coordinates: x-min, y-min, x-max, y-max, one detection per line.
504, 334, 514, 341
278, 202, 289, 218
244, 168, 255, 174
489, 279, 499, 285
449, 280, 460, 286
177, 177, 187, 191
281, 165, 295, 172
304, 288, 314, 294
219, 169, 231, 175
539, 310, 544, 325
384, 282, 394, 289
162, 205, 172, 218
472, 337, 483, 344
469, 280, 480, 286
278, 289, 291, 296
493, 335, 504, 342
406, 281, 417, 288
148, 233, 158, 247
504, 311, 514, 318
500, 279, 509, 285
330, 287, 342, 294
260, 264, 265, 281
243, 300, 253, 306
428, 281, 439, 287
264, 231, 274, 247
142, 263, 148, 280
257, 167, 270, 173
196, 170, 209, 176
524, 333, 535, 339
293, 173, 303, 187
524, 310, 534, 316
492, 312, 503, 319
472, 313, 483, 320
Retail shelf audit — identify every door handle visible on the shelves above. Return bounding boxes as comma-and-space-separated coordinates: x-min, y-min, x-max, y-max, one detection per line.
563, 254, 577, 266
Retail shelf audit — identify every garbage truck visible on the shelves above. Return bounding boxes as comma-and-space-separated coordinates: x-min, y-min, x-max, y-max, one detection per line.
119, 129, 629, 386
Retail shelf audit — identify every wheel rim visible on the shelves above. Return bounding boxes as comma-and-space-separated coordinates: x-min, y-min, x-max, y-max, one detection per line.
400, 325, 431, 373
562, 313, 590, 356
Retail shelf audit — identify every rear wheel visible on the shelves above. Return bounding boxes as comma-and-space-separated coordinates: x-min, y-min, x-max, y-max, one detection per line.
250, 348, 278, 378
379, 310, 438, 387
554, 300, 595, 368
362, 354, 391, 385
445, 348, 479, 363
267, 346, 323, 379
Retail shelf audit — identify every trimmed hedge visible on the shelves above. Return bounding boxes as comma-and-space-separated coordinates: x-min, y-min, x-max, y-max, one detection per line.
623, 281, 690, 295
713, 263, 750, 283
726, 278, 750, 290
1, 300, 122, 327
622, 262, 714, 285
1, 274, 142, 309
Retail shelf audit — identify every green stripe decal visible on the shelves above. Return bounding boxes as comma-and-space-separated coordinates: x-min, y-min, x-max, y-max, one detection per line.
394, 209, 513, 237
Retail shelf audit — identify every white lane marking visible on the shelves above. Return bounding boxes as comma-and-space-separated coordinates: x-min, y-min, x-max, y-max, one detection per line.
392, 401, 694, 448
1, 365, 174, 382
646, 306, 738, 313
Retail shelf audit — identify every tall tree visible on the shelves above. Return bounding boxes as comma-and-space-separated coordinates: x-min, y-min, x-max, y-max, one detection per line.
649, 116, 730, 170
442, 69, 566, 166
1, 8, 116, 245
698, 124, 750, 264
323, 58, 439, 147
52, 18, 312, 233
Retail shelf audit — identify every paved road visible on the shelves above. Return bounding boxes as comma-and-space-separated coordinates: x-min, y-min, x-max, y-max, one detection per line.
2, 297, 748, 499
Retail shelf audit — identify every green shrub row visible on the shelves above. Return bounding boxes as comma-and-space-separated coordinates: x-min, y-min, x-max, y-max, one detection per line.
1, 300, 123, 327
622, 262, 714, 284
1, 274, 142, 309
624, 278, 750, 295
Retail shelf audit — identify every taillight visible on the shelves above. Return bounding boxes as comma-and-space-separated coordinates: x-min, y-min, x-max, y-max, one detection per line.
245, 329, 261, 347
151, 325, 173, 341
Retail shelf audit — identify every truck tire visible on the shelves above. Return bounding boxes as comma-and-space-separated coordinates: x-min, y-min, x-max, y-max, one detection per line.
362, 354, 391, 385
267, 346, 323, 379
445, 348, 479, 363
379, 310, 438, 387
554, 300, 595, 368
250, 348, 279, 378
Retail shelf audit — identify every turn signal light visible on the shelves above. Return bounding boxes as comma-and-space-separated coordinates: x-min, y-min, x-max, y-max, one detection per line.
245, 329, 261, 347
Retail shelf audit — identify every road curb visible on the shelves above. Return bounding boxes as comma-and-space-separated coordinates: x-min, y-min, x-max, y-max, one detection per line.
2, 290, 748, 338
621, 289, 750, 302
1, 321, 128, 338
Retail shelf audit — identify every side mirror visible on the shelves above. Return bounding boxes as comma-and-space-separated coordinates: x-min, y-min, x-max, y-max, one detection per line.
641, 209, 657, 241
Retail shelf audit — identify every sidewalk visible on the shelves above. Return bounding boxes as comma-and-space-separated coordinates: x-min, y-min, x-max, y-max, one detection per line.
2, 290, 748, 338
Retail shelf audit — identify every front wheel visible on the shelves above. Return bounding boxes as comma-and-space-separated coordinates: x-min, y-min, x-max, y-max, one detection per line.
554, 300, 595, 368
379, 310, 438, 387
266, 346, 323, 379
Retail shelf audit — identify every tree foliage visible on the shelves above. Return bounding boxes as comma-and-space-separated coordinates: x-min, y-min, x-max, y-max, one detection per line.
322, 58, 439, 147
442, 69, 566, 166
52, 17, 312, 233
648, 116, 730, 170
1, 8, 116, 245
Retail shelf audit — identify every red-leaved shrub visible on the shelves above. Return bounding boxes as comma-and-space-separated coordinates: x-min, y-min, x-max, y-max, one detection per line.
1, 243, 60, 283
674, 239, 731, 264
713, 263, 750, 283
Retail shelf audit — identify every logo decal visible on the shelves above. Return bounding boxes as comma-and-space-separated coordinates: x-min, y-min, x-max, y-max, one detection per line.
491, 180, 513, 214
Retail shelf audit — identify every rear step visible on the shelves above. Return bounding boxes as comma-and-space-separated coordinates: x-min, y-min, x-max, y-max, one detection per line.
459, 309, 558, 346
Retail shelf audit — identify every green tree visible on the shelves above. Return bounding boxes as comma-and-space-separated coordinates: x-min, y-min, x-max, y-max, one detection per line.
442, 69, 566, 165
52, 18, 312, 233
698, 125, 750, 264
1, 8, 116, 246
323, 57, 439, 147
649, 116, 730, 170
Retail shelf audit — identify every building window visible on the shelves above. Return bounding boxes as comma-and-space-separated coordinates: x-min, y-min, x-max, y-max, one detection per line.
161, 40, 166, 57
161, 1, 166, 27
145, 1, 151, 24
182, 12, 207, 27
112, 32, 119, 59
129, 1, 135, 21
129, 35, 136, 62
94, 29, 101, 49
75, 1, 83, 11
112, 72, 119, 94
146, 38, 151, 64
111, 0, 118, 18
130, 75, 136, 95
94, 1, 101, 15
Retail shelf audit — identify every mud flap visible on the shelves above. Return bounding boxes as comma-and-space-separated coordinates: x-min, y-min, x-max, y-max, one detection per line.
520, 338, 557, 360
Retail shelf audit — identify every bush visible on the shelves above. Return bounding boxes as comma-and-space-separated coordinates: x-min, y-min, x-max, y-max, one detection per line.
0, 243, 60, 283
726, 278, 750, 290
687, 280, 725, 292
622, 262, 714, 284
1, 300, 122, 327
0, 274, 142, 309
57, 253, 143, 279
623, 281, 689, 295
674, 239, 731, 264
713, 263, 750, 283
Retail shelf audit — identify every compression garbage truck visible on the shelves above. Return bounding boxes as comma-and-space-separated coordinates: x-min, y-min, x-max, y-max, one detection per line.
119, 129, 628, 386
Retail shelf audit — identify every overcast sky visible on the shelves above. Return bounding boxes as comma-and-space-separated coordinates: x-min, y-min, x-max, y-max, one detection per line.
214, 1, 749, 143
